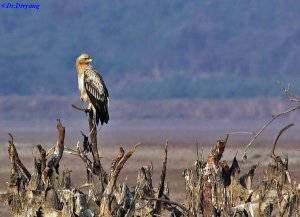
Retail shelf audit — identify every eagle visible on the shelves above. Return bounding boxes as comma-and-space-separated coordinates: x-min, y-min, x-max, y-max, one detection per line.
76, 53, 109, 125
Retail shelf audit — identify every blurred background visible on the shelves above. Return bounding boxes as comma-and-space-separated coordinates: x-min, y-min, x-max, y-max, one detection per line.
1, 0, 300, 146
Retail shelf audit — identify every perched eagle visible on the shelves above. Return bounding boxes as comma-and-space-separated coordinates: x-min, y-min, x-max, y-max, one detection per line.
76, 53, 109, 125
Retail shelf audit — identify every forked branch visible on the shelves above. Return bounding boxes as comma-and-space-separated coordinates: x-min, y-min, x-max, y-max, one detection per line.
106, 142, 141, 195
72, 103, 102, 176
242, 105, 300, 160
100, 142, 141, 216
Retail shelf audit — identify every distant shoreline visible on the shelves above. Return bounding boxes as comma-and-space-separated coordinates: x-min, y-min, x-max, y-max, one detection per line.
0, 96, 299, 146
0, 95, 293, 120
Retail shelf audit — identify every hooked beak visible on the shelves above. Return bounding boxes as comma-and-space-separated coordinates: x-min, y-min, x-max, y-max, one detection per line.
87, 58, 92, 63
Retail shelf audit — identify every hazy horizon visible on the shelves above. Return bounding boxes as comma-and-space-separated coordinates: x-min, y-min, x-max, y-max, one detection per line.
0, 96, 299, 147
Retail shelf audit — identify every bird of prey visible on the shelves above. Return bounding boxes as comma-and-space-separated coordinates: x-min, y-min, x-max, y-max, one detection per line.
76, 53, 109, 125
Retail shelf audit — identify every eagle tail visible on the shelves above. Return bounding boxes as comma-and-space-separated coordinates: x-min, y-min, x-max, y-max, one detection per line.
95, 111, 100, 126
97, 110, 109, 125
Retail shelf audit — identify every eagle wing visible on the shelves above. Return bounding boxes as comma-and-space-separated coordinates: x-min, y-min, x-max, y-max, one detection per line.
84, 65, 109, 125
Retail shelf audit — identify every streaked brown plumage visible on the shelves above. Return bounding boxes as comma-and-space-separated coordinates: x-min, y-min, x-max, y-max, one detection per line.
76, 53, 109, 125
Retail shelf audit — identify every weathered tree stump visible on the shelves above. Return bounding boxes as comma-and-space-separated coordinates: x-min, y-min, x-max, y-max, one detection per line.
1, 103, 300, 216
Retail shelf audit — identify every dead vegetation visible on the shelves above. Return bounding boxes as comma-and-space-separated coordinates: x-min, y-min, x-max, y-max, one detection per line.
1, 86, 300, 216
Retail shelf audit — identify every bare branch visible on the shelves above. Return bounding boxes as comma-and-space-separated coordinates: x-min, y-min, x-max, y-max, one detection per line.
54, 119, 65, 167
271, 123, 294, 160
71, 104, 91, 112
207, 135, 228, 170
106, 142, 141, 195
154, 141, 168, 215
282, 83, 300, 103
46, 146, 55, 157
226, 131, 255, 135
242, 105, 300, 160
46, 119, 65, 170
72, 103, 107, 182
100, 142, 141, 216
8, 133, 31, 181
64, 145, 93, 171
36, 144, 46, 173
144, 197, 194, 217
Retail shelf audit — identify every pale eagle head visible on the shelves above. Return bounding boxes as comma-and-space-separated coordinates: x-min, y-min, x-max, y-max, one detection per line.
76, 53, 92, 66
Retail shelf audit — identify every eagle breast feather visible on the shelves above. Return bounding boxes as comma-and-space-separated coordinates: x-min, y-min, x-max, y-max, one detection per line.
84, 68, 104, 101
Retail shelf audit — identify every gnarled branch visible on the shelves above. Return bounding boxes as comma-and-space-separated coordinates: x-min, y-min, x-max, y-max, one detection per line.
72, 104, 104, 178
46, 119, 65, 170
8, 133, 31, 181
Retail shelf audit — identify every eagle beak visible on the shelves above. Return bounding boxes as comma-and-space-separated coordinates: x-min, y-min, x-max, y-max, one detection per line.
87, 58, 92, 63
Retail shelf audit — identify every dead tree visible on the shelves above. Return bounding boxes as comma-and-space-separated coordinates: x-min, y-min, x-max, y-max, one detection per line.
179, 123, 300, 217
99, 143, 140, 217
3, 85, 300, 216
2, 120, 300, 216
1, 119, 65, 216
72, 104, 108, 188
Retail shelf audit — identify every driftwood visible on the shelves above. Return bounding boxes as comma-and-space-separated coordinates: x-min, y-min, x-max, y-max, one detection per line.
1, 119, 66, 216
2, 89, 300, 216
180, 124, 300, 217
2, 119, 300, 216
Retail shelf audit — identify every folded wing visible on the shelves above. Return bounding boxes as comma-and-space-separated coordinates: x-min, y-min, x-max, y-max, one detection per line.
84, 66, 109, 125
